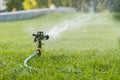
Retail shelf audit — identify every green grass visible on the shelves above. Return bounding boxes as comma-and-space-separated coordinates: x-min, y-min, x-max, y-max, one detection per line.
0, 12, 120, 80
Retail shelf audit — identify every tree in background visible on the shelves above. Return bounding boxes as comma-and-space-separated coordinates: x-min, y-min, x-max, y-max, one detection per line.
52, 0, 62, 7
36, 0, 48, 8
22, 0, 38, 10
6, 0, 24, 11
6, 0, 120, 12
36, 0, 61, 8
107, 0, 120, 12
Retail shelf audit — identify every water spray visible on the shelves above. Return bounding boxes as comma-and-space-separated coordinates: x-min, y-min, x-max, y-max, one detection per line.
24, 31, 49, 68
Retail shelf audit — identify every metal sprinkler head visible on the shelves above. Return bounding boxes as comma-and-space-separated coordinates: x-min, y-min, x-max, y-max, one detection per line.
33, 31, 49, 43
32, 31, 49, 55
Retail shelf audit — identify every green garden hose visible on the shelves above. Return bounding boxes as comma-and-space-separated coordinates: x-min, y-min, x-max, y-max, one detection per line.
24, 51, 40, 68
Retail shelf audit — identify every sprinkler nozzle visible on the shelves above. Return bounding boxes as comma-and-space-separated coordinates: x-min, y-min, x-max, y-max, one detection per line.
33, 31, 49, 49
33, 31, 49, 42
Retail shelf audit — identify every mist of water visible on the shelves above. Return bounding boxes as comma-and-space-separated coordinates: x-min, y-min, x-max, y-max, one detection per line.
46, 14, 91, 39
89, 1, 95, 13
25, 13, 92, 40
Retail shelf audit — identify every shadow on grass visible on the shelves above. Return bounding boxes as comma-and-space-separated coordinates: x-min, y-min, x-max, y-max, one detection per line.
113, 13, 120, 21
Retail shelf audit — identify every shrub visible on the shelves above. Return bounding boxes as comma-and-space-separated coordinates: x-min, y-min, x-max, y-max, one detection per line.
6, 0, 24, 11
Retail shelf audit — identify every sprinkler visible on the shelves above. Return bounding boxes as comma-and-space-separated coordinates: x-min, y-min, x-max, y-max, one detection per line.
33, 31, 49, 55
24, 31, 49, 68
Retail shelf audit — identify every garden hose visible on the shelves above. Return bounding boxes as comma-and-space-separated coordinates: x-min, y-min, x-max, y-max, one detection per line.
24, 50, 40, 68
24, 50, 81, 73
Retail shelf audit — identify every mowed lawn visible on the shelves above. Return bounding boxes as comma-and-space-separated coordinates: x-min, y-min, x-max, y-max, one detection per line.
0, 12, 120, 80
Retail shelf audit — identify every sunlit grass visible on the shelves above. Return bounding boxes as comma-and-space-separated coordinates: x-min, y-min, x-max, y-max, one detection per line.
0, 12, 120, 80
